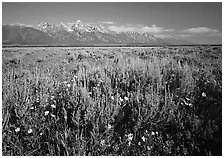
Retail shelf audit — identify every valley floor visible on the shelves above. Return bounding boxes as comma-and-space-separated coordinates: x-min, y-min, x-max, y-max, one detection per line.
2, 46, 222, 156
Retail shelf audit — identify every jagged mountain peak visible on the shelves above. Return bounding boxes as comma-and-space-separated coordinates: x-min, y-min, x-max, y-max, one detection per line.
37, 21, 52, 28
73, 19, 83, 28
70, 20, 111, 34
3, 20, 195, 45
126, 31, 140, 35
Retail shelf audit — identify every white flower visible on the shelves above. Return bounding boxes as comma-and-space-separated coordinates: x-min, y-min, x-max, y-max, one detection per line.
127, 133, 133, 141
73, 76, 77, 81
138, 142, 141, 146
108, 124, 112, 130
67, 84, 71, 88
155, 131, 159, 135
51, 114, 56, 118
28, 128, 33, 134
119, 97, 124, 102
151, 131, 155, 136
100, 139, 105, 146
40, 132, 43, 136
128, 141, 131, 146
124, 96, 128, 101
142, 136, 146, 142
147, 145, 152, 151
51, 96, 55, 100
44, 111, 49, 116
15, 127, 20, 133
111, 96, 114, 100
202, 92, 206, 97
30, 107, 34, 110
188, 103, 193, 107
51, 104, 56, 108
64, 81, 67, 84
183, 100, 193, 107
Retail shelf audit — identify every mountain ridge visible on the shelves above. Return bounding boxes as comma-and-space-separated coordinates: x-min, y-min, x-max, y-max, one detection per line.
2, 20, 195, 45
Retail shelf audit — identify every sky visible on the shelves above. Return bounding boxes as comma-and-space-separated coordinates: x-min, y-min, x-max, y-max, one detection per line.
2, 2, 222, 44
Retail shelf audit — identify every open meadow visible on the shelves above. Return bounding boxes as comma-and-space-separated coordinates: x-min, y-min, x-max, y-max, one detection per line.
2, 46, 222, 156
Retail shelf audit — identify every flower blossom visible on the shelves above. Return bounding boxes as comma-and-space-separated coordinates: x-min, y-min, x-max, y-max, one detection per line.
15, 127, 20, 133
44, 111, 49, 116
127, 133, 133, 141
202, 92, 206, 97
142, 136, 146, 142
28, 128, 33, 134
124, 96, 129, 101
51, 104, 56, 108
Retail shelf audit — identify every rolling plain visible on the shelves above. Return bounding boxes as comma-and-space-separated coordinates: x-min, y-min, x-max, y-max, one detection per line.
2, 46, 222, 156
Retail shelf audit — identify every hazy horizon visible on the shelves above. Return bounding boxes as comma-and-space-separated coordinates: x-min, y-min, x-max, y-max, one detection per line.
2, 2, 222, 44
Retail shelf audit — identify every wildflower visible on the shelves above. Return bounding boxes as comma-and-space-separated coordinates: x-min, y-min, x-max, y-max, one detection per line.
124, 96, 129, 101
64, 81, 67, 84
51, 114, 56, 118
108, 124, 112, 130
67, 84, 71, 88
138, 142, 141, 146
15, 127, 20, 133
30, 107, 34, 110
51, 104, 56, 108
187, 103, 193, 107
40, 132, 43, 136
183, 99, 193, 107
202, 92, 206, 97
119, 97, 124, 102
151, 131, 155, 136
44, 111, 49, 116
127, 133, 133, 141
142, 136, 146, 142
147, 145, 152, 151
51, 96, 55, 100
111, 96, 114, 100
155, 131, 159, 135
28, 128, 33, 134
73, 76, 77, 81
128, 141, 131, 146
100, 139, 105, 146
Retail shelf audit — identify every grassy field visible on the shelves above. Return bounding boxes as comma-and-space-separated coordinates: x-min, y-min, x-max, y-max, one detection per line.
2, 46, 222, 156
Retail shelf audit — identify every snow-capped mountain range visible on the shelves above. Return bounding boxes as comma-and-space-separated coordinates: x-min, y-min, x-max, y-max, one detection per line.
2, 20, 195, 45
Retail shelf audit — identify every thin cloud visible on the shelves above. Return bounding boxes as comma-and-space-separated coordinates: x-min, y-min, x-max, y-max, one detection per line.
183, 27, 219, 34
99, 21, 116, 24
206, 33, 222, 36
108, 24, 175, 34
108, 25, 136, 32
176, 34, 193, 37
155, 34, 172, 38
165, 29, 175, 32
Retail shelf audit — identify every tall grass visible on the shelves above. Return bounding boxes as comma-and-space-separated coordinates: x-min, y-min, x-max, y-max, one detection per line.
2, 46, 222, 155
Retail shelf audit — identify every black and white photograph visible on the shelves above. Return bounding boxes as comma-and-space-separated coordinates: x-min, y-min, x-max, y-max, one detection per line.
2, 2, 222, 156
